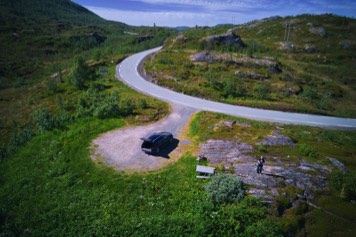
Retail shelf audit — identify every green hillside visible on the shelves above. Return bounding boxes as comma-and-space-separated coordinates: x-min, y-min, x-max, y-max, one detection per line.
0, 0, 170, 83
145, 14, 356, 117
1, 3, 356, 236
0, 0, 174, 144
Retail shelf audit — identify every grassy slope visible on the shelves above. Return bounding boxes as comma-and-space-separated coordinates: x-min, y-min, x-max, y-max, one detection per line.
0, 0, 174, 144
0, 116, 283, 236
145, 14, 356, 117
189, 111, 356, 236
1, 2, 355, 236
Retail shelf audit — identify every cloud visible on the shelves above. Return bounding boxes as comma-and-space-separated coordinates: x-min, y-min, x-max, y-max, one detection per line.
137, 0, 270, 11
86, 6, 236, 26
86, 5, 283, 27
82, 0, 356, 27
137, 0, 356, 13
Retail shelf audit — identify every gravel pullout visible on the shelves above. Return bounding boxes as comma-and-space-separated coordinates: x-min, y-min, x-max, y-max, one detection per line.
91, 103, 196, 172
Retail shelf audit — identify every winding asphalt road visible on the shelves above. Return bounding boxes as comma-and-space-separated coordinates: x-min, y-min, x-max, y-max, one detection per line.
117, 47, 356, 129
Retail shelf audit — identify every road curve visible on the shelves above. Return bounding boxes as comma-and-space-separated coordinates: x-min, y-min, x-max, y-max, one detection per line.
116, 47, 356, 129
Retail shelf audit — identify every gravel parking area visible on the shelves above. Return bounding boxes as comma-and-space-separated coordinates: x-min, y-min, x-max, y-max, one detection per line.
91, 103, 196, 172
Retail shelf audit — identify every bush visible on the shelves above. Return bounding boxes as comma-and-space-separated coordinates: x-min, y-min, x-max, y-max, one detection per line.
76, 91, 132, 119
301, 86, 318, 100
317, 93, 332, 110
329, 171, 356, 201
253, 84, 270, 99
223, 75, 239, 98
32, 108, 72, 132
71, 56, 97, 90
32, 109, 59, 132
257, 144, 267, 153
8, 126, 34, 148
46, 78, 60, 94
297, 143, 318, 158
205, 174, 245, 204
138, 99, 148, 109
94, 99, 120, 119
5, 126, 35, 156
244, 218, 283, 237
120, 99, 134, 116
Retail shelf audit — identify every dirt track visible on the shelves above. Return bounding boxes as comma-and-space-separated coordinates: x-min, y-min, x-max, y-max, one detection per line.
91, 103, 196, 172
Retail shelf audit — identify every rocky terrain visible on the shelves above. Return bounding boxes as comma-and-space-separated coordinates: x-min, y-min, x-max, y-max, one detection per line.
199, 122, 346, 205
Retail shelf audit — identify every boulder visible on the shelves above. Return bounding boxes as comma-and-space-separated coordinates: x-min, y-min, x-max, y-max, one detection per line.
206, 31, 245, 47
304, 44, 317, 53
339, 40, 353, 49
170, 34, 187, 47
309, 26, 326, 37
257, 131, 295, 146
328, 157, 347, 173
88, 32, 106, 43
199, 139, 253, 164
278, 42, 295, 51
268, 64, 282, 73
190, 51, 218, 63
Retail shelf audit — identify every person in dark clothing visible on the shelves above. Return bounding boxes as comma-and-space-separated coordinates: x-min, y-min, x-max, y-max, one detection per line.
256, 156, 265, 174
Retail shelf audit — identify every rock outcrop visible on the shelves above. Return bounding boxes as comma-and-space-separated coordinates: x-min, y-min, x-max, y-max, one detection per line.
308, 24, 326, 37
205, 31, 245, 47
199, 136, 342, 202
258, 131, 295, 146
190, 51, 219, 63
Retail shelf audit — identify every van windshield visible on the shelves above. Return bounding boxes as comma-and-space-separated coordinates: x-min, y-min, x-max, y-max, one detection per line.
141, 141, 153, 148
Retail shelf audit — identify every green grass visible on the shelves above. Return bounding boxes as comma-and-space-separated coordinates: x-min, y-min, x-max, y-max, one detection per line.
188, 111, 356, 236
0, 117, 283, 236
0, 0, 175, 145
145, 14, 356, 117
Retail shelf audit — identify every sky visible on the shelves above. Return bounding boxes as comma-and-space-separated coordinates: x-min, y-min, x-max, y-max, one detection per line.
72, 0, 356, 27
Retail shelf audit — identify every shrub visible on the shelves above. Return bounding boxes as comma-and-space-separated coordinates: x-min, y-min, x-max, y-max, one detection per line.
46, 78, 60, 93
138, 99, 148, 109
223, 76, 237, 97
93, 99, 120, 119
301, 86, 318, 100
205, 72, 218, 89
32, 108, 71, 132
317, 93, 332, 110
71, 56, 97, 90
32, 109, 58, 132
329, 171, 356, 201
205, 174, 245, 204
257, 144, 267, 153
244, 218, 283, 237
297, 143, 318, 158
120, 99, 134, 116
76, 91, 125, 119
5, 126, 35, 156
275, 194, 292, 216
253, 84, 270, 99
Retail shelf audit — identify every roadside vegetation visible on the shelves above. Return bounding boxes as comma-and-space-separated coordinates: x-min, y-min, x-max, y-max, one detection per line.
1, 1, 355, 236
188, 111, 356, 236
0, 0, 174, 146
145, 14, 356, 117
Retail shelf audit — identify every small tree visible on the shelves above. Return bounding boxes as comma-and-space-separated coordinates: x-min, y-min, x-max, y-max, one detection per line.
205, 174, 245, 204
301, 86, 318, 100
253, 84, 270, 99
32, 109, 58, 132
224, 76, 237, 97
71, 57, 97, 90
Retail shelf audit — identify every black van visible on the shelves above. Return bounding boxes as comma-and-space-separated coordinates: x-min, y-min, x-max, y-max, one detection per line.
141, 132, 173, 154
